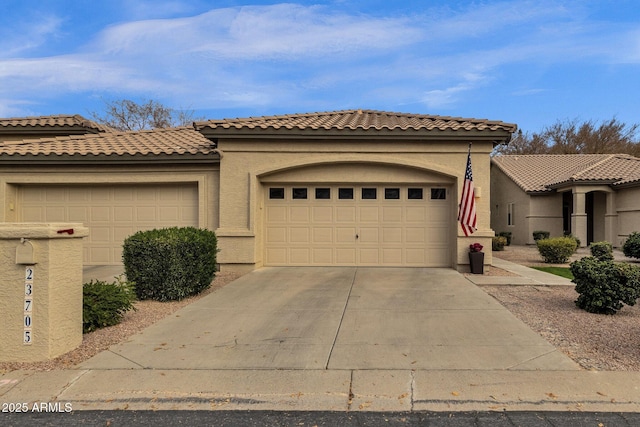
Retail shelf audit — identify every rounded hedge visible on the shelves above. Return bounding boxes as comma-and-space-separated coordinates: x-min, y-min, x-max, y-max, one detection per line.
536, 237, 577, 264
533, 230, 550, 241
589, 241, 614, 261
498, 231, 512, 246
623, 232, 640, 259
123, 227, 218, 301
571, 257, 640, 314
492, 236, 507, 251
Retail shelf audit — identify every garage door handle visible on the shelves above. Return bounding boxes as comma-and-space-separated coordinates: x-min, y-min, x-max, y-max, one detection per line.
355, 234, 359, 239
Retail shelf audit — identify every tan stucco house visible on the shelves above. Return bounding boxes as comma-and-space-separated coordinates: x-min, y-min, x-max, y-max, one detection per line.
491, 154, 640, 247
0, 110, 516, 273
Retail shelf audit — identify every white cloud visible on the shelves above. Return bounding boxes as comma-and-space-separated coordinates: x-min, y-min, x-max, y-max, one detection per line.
1, 1, 639, 117
0, 14, 63, 57
92, 4, 420, 60
421, 77, 484, 109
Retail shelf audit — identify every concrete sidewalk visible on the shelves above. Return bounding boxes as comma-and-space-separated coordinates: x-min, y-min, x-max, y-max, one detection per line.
2, 265, 640, 412
467, 257, 574, 286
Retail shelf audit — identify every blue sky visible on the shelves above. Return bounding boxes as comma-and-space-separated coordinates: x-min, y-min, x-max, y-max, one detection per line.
1, 0, 639, 132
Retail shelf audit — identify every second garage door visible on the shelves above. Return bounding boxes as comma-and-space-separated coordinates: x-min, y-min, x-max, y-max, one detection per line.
264, 184, 451, 267
20, 183, 199, 265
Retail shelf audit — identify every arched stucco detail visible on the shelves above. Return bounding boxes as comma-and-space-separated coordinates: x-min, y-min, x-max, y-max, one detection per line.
255, 157, 457, 184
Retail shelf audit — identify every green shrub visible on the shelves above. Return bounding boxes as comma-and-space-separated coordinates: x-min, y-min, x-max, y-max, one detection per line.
589, 241, 614, 261
563, 232, 581, 249
122, 227, 218, 301
498, 231, 512, 246
623, 232, 640, 259
83, 275, 136, 333
533, 230, 550, 241
492, 236, 507, 251
571, 257, 640, 314
536, 237, 577, 263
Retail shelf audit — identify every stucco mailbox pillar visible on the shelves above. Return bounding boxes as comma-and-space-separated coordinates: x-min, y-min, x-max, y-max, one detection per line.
0, 223, 88, 363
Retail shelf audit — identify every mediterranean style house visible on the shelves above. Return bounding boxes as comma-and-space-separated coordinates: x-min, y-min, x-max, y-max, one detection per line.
491, 154, 640, 247
0, 110, 516, 273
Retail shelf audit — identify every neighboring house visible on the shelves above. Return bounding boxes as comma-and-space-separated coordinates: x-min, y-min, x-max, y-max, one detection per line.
0, 110, 516, 273
0, 114, 114, 142
491, 154, 640, 247
0, 126, 219, 265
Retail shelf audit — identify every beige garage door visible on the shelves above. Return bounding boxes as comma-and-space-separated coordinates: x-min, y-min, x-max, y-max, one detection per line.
264, 184, 451, 266
20, 184, 198, 265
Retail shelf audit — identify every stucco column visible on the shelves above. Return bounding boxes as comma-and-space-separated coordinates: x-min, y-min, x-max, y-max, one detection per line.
604, 191, 618, 246
0, 223, 88, 362
571, 189, 587, 247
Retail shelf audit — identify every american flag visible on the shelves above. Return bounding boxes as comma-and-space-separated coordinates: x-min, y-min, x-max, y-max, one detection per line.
458, 144, 477, 236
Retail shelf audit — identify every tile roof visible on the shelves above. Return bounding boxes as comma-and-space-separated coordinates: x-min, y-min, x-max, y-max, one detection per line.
195, 109, 517, 135
0, 127, 216, 159
0, 114, 114, 133
492, 154, 640, 192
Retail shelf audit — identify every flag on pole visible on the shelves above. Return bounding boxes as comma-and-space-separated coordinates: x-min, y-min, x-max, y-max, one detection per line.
458, 144, 477, 236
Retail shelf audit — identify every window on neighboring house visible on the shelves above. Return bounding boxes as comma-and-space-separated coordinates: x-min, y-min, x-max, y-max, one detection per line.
507, 203, 514, 226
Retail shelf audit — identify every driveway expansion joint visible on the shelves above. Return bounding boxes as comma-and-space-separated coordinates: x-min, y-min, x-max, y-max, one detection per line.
325, 267, 357, 370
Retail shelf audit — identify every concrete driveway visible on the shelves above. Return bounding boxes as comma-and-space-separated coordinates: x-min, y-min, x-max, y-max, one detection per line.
80, 267, 577, 371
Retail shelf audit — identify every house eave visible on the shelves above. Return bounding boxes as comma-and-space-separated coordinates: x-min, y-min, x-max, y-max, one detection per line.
526, 189, 555, 195
196, 127, 514, 144
0, 153, 220, 165
613, 180, 640, 189
547, 179, 618, 190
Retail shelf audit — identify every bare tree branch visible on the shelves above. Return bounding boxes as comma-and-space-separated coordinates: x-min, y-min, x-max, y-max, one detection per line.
90, 99, 204, 131
494, 117, 640, 156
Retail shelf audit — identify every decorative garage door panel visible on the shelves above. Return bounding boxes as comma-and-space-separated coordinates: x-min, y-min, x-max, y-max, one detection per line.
264, 185, 451, 267
20, 184, 198, 265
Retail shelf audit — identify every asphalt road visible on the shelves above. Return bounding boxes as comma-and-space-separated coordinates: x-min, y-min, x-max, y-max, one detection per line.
3, 411, 640, 426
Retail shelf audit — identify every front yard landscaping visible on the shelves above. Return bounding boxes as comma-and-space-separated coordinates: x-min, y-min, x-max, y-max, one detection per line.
531, 266, 574, 279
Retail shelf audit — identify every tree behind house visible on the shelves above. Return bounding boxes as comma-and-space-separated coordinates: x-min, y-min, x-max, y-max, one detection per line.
494, 117, 640, 156
91, 99, 204, 131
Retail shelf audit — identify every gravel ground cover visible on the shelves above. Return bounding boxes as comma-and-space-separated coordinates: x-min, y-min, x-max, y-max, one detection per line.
488, 245, 640, 371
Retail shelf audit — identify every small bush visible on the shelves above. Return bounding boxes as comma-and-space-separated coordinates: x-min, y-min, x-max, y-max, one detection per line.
498, 231, 512, 246
590, 241, 614, 261
536, 237, 577, 263
123, 227, 218, 301
571, 257, 640, 314
533, 230, 550, 241
563, 232, 581, 249
492, 236, 507, 251
83, 275, 136, 333
623, 232, 640, 259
